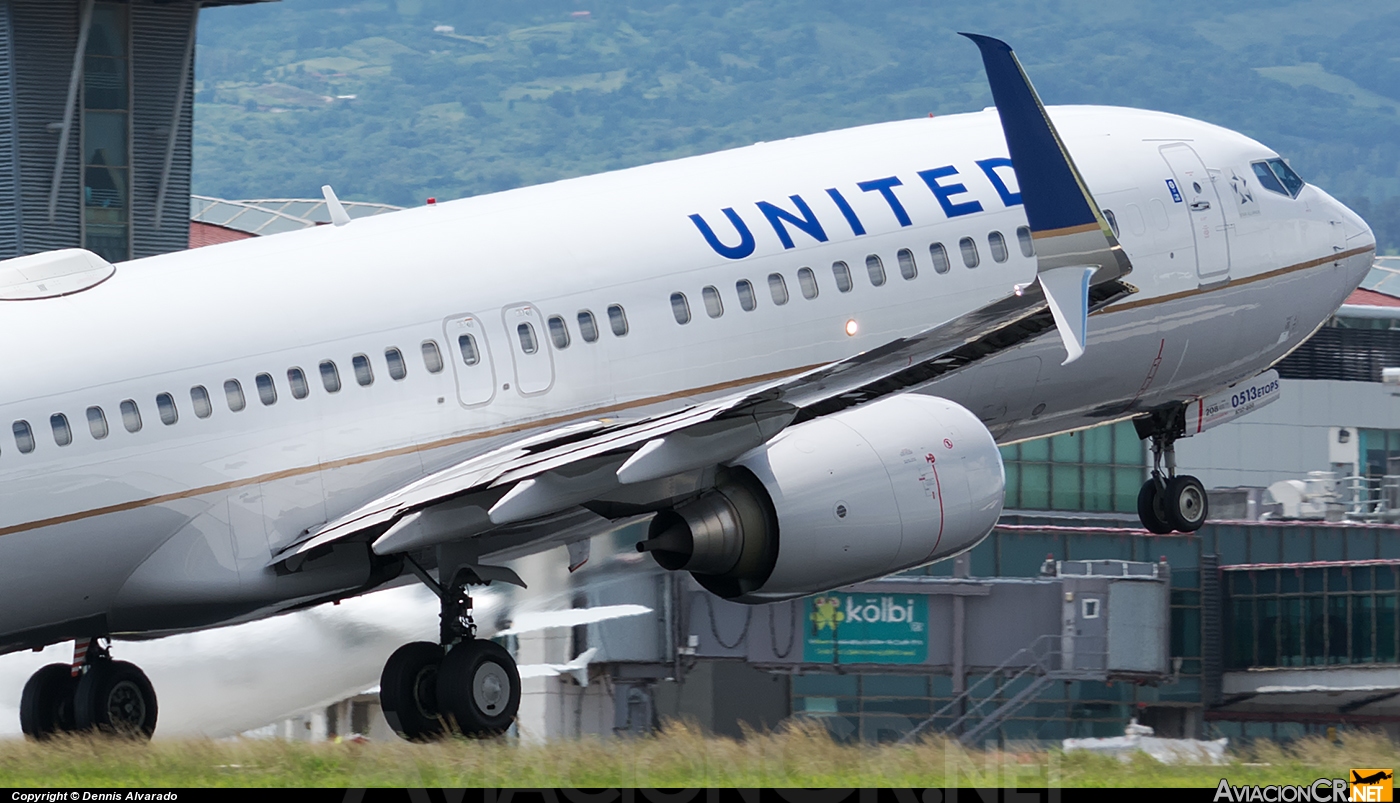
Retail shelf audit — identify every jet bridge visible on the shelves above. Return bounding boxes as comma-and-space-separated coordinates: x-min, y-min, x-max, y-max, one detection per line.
673, 558, 1172, 743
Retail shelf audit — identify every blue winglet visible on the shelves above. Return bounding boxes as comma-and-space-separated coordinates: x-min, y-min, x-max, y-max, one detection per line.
959, 33, 1099, 237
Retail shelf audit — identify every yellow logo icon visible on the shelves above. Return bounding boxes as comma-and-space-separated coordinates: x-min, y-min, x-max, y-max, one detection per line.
809, 596, 844, 632
1350, 769, 1393, 802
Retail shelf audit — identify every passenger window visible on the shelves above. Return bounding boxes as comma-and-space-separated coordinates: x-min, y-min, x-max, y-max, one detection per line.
547, 316, 570, 349
320, 361, 341, 393
120, 400, 142, 433
608, 304, 628, 336
225, 380, 246, 412
1267, 158, 1305, 197
896, 249, 918, 280
256, 373, 277, 405
385, 348, 407, 381
988, 231, 1009, 263
156, 393, 179, 424
865, 255, 886, 287
832, 261, 853, 292
1104, 209, 1120, 238
929, 243, 951, 274
1016, 226, 1035, 258
670, 292, 691, 325
13, 420, 34, 453
191, 385, 213, 418
421, 341, 444, 374
578, 310, 599, 343
959, 237, 980, 268
736, 280, 757, 311
797, 268, 819, 300
352, 354, 374, 386
457, 335, 480, 366
516, 324, 538, 355
87, 406, 108, 439
285, 371, 308, 401
768, 273, 789, 305
703, 285, 724, 317
51, 414, 72, 446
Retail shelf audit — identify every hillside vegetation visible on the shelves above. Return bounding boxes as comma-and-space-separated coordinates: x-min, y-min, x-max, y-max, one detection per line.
194, 0, 1400, 251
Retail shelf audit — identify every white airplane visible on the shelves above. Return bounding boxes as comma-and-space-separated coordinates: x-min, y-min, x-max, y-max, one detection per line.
0, 34, 1374, 741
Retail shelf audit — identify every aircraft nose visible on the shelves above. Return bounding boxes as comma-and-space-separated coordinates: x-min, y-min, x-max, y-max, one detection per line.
1332, 195, 1376, 249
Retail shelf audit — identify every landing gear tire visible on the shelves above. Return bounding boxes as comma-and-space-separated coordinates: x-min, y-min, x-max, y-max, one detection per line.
1164, 475, 1208, 532
436, 639, 520, 737
19, 664, 77, 740
380, 641, 446, 741
1137, 481, 1174, 535
73, 660, 157, 738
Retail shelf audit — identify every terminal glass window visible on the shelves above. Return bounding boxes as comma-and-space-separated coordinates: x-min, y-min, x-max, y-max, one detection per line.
999, 421, 1144, 513
1356, 429, 1400, 479
1225, 564, 1399, 669
82, 3, 131, 263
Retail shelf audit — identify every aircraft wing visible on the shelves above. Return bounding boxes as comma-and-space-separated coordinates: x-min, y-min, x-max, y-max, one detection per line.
269, 33, 1134, 571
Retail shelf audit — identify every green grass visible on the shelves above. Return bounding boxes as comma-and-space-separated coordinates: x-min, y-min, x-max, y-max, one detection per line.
0, 725, 1392, 788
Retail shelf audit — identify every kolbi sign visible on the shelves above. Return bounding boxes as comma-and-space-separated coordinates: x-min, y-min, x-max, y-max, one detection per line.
804, 592, 928, 664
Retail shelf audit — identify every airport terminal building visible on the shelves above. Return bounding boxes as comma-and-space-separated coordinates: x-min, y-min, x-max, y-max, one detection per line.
0, 0, 271, 264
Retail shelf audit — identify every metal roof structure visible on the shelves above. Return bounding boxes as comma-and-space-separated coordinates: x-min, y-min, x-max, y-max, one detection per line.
190, 196, 403, 237
1360, 256, 1400, 296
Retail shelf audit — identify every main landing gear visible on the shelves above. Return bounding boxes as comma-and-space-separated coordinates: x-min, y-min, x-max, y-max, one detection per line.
380, 564, 521, 741
20, 640, 158, 740
1134, 408, 1208, 534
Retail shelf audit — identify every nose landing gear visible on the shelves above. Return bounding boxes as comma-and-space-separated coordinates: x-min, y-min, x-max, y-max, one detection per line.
379, 561, 521, 741
1134, 407, 1209, 534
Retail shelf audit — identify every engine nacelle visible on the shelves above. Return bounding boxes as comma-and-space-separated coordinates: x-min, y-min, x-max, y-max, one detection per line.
638, 393, 1004, 602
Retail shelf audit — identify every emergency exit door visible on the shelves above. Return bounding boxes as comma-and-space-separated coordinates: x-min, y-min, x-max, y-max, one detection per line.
502, 303, 554, 395
443, 313, 497, 407
1160, 143, 1230, 282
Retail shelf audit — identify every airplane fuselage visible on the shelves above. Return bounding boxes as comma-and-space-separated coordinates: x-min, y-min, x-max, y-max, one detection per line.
0, 105, 1375, 651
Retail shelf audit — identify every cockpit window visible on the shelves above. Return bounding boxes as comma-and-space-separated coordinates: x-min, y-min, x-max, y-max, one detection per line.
1267, 158, 1305, 198
1253, 159, 1304, 198
1251, 162, 1287, 196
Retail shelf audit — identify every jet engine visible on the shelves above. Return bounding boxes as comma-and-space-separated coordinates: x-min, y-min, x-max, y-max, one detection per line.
638, 393, 1004, 602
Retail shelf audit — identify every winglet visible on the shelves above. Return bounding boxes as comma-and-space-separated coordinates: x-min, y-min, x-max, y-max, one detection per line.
322, 185, 352, 227
960, 33, 1133, 362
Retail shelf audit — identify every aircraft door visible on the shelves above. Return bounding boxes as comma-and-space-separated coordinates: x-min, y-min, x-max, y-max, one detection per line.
443, 313, 497, 407
502, 303, 554, 395
1160, 144, 1230, 282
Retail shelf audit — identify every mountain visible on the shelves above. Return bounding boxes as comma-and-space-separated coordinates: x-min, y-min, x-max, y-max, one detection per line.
193, 0, 1400, 252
